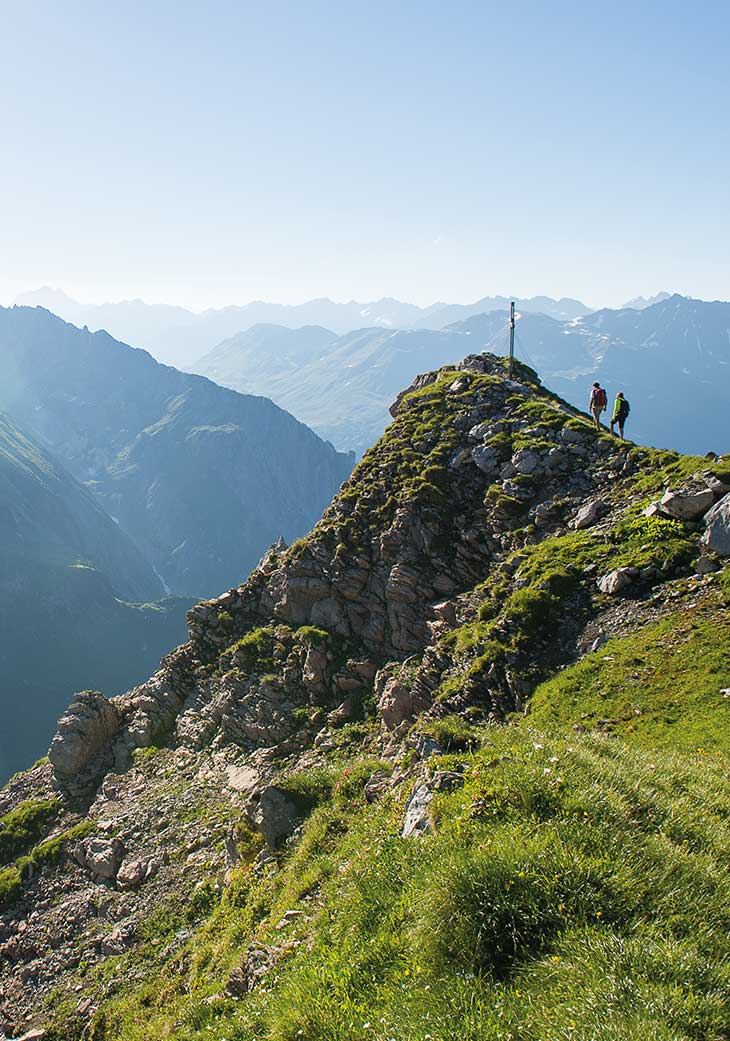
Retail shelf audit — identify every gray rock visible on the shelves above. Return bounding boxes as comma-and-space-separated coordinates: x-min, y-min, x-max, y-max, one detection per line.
245, 787, 300, 849
702, 493, 730, 556
48, 691, 121, 783
707, 476, 730, 501
597, 568, 635, 595
449, 448, 472, 469
512, 448, 539, 474
471, 444, 499, 474
402, 783, 434, 838
559, 428, 585, 444
571, 499, 607, 530
642, 501, 670, 519
659, 488, 715, 521
694, 556, 719, 575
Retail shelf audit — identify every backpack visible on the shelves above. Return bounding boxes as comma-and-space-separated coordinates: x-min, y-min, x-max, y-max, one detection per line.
595, 387, 607, 410
621, 398, 630, 417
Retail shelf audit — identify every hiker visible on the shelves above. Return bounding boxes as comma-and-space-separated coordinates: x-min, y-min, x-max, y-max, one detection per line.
589, 382, 607, 429
610, 392, 630, 439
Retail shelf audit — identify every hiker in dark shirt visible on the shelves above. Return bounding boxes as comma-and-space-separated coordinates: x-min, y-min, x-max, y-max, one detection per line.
589, 382, 607, 430
610, 392, 630, 439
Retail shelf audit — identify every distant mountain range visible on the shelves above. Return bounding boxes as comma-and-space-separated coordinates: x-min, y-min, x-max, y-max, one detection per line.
0, 306, 353, 597
13, 288, 592, 368
621, 291, 672, 310
193, 318, 507, 453
192, 295, 730, 457
0, 410, 194, 781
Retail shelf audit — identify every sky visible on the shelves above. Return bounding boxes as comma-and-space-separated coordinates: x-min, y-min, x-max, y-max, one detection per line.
1, 0, 729, 311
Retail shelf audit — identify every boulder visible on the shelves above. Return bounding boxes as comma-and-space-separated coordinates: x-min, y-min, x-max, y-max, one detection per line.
702, 493, 730, 556
116, 857, 158, 889
245, 787, 300, 849
76, 836, 125, 880
597, 568, 635, 595
694, 555, 719, 575
659, 488, 715, 521
642, 501, 670, 519
571, 499, 607, 530
48, 690, 121, 783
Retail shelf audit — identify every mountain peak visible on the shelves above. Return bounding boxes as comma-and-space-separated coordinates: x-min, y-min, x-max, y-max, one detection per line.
1, 345, 729, 1036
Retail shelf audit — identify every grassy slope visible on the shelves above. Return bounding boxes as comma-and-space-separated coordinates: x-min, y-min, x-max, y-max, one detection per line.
61, 594, 730, 1041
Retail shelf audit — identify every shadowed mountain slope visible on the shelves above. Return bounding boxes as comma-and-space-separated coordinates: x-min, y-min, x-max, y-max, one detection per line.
0, 411, 193, 781
0, 306, 353, 597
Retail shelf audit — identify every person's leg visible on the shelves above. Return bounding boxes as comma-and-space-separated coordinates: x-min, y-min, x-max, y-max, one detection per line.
592, 406, 600, 429
609, 418, 615, 435
619, 420, 625, 439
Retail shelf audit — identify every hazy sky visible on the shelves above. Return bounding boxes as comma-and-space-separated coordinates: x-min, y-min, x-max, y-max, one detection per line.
1, 0, 729, 311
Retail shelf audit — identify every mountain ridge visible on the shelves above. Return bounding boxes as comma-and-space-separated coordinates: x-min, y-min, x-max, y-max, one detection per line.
12, 289, 593, 367
192, 293, 730, 458
1, 351, 728, 1039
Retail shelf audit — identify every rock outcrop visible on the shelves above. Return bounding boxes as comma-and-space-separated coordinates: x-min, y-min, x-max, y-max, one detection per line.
48, 691, 122, 789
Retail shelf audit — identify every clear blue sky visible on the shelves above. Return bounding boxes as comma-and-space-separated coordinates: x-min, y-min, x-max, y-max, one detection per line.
1, 0, 728, 310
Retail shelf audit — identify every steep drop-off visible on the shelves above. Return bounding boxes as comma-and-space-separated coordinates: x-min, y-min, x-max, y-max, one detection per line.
1, 354, 729, 1041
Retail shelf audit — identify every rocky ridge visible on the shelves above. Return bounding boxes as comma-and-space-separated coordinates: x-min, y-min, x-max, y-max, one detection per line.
1, 353, 729, 1039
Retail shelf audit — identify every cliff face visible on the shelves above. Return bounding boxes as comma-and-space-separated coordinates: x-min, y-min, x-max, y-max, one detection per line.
1, 354, 729, 1041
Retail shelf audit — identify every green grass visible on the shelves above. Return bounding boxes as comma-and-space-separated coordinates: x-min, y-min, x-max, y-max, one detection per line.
69, 727, 730, 1041
0, 820, 93, 910
0, 797, 59, 865
529, 596, 730, 751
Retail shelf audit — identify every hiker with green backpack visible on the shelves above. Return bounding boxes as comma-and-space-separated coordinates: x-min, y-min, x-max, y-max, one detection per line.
610, 391, 630, 439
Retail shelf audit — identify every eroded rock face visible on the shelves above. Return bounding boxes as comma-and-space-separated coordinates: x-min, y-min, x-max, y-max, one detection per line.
703, 493, 730, 556
48, 691, 121, 786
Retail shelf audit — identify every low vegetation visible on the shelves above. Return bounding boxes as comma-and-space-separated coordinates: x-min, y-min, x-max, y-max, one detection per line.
57, 719, 729, 1041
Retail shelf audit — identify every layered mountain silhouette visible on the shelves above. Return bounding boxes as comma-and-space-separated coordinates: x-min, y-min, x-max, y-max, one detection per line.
193, 317, 507, 453
0, 410, 194, 781
193, 295, 729, 457
13, 288, 591, 368
0, 306, 353, 597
